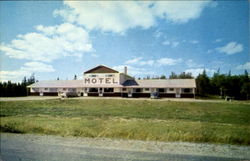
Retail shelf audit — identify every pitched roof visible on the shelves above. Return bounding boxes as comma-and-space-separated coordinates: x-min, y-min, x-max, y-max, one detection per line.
84, 65, 119, 74
27, 80, 84, 88
123, 79, 196, 88
27, 80, 123, 88
27, 79, 196, 88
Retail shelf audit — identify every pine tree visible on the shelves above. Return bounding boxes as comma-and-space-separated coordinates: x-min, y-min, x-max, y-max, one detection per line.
196, 70, 210, 96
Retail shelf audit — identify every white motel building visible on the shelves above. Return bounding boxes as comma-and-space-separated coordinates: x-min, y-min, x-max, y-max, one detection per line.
28, 65, 196, 98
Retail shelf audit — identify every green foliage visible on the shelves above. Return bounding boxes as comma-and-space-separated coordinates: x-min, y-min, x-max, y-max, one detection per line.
0, 81, 27, 97
0, 73, 37, 97
0, 99, 250, 145
169, 72, 193, 79
160, 75, 166, 79
196, 70, 210, 96
197, 70, 250, 99
74, 74, 77, 80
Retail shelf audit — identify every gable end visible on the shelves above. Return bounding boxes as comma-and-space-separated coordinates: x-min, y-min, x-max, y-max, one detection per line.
84, 65, 119, 74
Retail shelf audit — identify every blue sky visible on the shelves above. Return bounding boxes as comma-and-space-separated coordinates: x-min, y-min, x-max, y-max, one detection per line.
0, 1, 249, 82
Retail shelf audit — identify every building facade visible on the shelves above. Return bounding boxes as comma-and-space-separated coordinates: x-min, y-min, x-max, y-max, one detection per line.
28, 65, 196, 98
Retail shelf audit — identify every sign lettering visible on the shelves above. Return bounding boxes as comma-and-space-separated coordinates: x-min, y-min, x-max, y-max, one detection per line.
85, 78, 90, 84
99, 78, 104, 83
112, 79, 118, 84
84, 78, 118, 84
105, 78, 111, 84
91, 78, 97, 83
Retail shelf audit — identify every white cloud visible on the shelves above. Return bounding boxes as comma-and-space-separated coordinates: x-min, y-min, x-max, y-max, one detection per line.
54, 1, 215, 33
125, 57, 182, 66
125, 57, 154, 66
91, 53, 99, 58
216, 42, 243, 55
0, 23, 93, 62
163, 39, 199, 47
172, 41, 179, 47
162, 41, 171, 45
213, 38, 222, 43
207, 49, 213, 54
236, 62, 250, 70
113, 65, 154, 76
125, 57, 143, 64
185, 68, 216, 77
20, 62, 55, 72
157, 58, 182, 66
153, 30, 163, 38
152, 1, 216, 24
162, 40, 179, 48
0, 62, 55, 81
54, 1, 155, 33
139, 60, 154, 66
189, 40, 199, 44
186, 59, 202, 68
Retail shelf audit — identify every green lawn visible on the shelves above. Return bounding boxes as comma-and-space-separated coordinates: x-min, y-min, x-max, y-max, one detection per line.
1, 99, 250, 145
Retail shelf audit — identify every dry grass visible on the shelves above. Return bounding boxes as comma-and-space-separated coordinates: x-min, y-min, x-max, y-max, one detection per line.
1, 99, 250, 145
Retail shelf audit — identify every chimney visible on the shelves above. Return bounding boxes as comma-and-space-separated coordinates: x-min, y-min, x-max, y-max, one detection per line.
124, 66, 127, 75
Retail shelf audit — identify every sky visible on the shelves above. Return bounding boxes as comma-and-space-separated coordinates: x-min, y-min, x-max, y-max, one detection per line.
0, 1, 249, 82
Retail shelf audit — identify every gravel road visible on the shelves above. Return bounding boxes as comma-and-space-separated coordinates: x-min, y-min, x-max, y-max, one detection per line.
1, 133, 249, 161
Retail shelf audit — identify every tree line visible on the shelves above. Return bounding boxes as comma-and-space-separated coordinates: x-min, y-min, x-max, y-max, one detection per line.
139, 72, 193, 80
0, 74, 36, 97
1, 71, 249, 99
196, 70, 250, 100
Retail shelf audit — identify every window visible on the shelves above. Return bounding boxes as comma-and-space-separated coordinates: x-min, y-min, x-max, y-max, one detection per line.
144, 88, 150, 91
122, 88, 127, 91
90, 74, 97, 77
134, 88, 142, 93
89, 88, 98, 93
49, 88, 58, 92
104, 88, 114, 93
169, 88, 174, 91
32, 88, 39, 92
44, 88, 48, 90
63, 88, 67, 91
105, 74, 114, 77
157, 88, 165, 93
183, 88, 192, 93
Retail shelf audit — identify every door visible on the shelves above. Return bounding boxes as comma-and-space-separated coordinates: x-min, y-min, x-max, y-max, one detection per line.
99, 88, 103, 96
176, 88, 181, 98
128, 88, 132, 97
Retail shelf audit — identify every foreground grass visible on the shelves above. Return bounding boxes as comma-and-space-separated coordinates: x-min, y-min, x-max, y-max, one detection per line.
1, 99, 250, 145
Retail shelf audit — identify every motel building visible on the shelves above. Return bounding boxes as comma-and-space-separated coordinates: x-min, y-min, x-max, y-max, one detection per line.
27, 65, 196, 98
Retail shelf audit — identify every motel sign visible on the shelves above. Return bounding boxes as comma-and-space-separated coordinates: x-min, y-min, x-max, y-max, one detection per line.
84, 77, 118, 84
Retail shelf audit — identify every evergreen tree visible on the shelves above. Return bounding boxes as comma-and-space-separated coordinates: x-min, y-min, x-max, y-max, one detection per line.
196, 70, 210, 96
160, 75, 166, 79
169, 72, 177, 79
27, 73, 35, 85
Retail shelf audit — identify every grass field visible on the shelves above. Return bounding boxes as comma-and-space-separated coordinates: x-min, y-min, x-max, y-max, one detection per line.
1, 99, 250, 145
